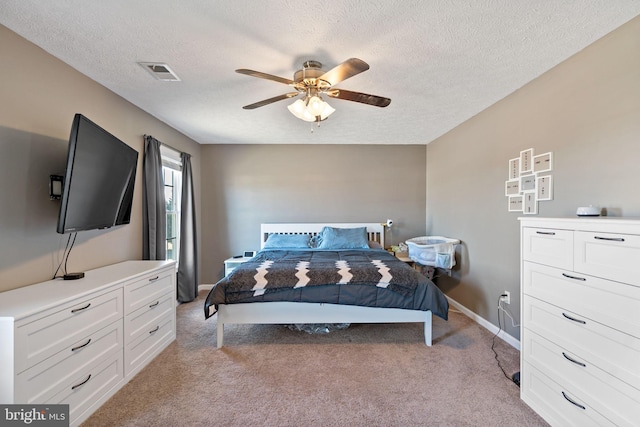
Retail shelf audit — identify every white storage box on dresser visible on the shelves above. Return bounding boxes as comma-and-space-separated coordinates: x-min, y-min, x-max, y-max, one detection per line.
0, 260, 176, 427
519, 217, 640, 427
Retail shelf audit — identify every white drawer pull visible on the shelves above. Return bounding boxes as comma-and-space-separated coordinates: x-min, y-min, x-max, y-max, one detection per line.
562, 273, 586, 281
148, 275, 160, 282
536, 231, 556, 235
562, 352, 586, 367
594, 236, 625, 242
71, 374, 92, 390
71, 338, 92, 352
71, 303, 91, 313
562, 312, 586, 324
149, 326, 160, 334
149, 301, 160, 308
561, 391, 586, 410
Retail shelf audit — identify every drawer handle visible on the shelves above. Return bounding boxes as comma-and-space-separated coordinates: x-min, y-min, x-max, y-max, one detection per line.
149, 325, 160, 334
561, 391, 586, 410
71, 374, 92, 390
535, 231, 556, 235
562, 273, 586, 281
594, 236, 625, 242
71, 338, 92, 352
562, 352, 586, 367
148, 275, 160, 282
149, 300, 160, 308
562, 312, 586, 324
71, 303, 91, 313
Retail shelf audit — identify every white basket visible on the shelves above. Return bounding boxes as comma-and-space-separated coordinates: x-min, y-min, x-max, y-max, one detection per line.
406, 236, 460, 269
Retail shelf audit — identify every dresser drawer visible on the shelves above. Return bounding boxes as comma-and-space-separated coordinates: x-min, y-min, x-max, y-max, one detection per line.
124, 314, 174, 377
125, 291, 174, 345
522, 227, 573, 270
124, 268, 174, 315
524, 330, 640, 426
524, 296, 640, 391
50, 353, 124, 426
522, 362, 615, 427
575, 230, 640, 286
15, 288, 123, 373
16, 320, 123, 404
523, 261, 640, 339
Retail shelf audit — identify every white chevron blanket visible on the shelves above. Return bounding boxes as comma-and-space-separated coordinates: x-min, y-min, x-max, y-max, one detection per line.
224, 249, 419, 298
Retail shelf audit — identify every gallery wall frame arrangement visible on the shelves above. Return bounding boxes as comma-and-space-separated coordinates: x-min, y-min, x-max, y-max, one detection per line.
505, 148, 553, 214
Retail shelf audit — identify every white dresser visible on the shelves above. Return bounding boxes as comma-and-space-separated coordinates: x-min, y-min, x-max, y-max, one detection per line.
519, 217, 640, 426
0, 260, 176, 426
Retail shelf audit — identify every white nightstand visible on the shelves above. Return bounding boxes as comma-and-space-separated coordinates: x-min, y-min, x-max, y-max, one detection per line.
224, 256, 253, 276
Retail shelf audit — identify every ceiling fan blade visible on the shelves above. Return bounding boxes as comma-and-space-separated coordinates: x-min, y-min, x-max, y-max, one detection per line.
236, 69, 296, 85
242, 92, 299, 110
326, 89, 391, 108
318, 58, 370, 86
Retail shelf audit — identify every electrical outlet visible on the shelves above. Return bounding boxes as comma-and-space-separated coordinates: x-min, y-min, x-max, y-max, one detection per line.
500, 291, 511, 305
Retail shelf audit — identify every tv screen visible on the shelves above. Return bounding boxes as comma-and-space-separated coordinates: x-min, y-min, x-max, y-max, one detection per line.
57, 114, 138, 234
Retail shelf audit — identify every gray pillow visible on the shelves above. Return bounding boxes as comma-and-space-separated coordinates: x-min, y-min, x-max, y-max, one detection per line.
317, 226, 369, 249
263, 233, 311, 249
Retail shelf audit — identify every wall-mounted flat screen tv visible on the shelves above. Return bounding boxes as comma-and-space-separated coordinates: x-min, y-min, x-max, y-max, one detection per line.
57, 114, 138, 234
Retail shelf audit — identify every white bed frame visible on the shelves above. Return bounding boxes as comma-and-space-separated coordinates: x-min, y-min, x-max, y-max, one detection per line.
215, 223, 433, 348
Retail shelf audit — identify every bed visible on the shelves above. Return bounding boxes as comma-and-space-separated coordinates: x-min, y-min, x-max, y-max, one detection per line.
204, 223, 449, 348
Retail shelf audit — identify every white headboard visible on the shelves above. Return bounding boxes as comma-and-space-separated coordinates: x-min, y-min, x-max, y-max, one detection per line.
260, 223, 385, 249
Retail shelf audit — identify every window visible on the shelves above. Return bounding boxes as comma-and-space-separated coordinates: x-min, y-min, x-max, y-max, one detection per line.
161, 146, 182, 263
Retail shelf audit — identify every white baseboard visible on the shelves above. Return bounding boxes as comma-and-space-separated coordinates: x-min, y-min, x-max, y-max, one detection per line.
446, 296, 520, 351
198, 284, 214, 291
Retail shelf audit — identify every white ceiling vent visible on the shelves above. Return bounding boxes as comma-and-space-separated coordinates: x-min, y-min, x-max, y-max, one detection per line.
138, 62, 181, 81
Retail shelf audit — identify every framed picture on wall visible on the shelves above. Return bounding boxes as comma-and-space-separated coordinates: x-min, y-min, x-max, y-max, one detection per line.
508, 157, 520, 180
505, 148, 554, 215
508, 195, 523, 212
519, 149, 533, 174
520, 174, 536, 192
537, 175, 553, 201
505, 180, 520, 196
533, 152, 553, 173
523, 192, 537, 214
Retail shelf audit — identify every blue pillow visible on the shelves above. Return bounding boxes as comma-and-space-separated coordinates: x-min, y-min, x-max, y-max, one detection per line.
263, 233, 311, 249
317, 226, 370, 249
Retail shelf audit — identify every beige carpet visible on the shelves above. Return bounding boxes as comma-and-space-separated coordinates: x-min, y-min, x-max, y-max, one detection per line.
83, 290, 547, 426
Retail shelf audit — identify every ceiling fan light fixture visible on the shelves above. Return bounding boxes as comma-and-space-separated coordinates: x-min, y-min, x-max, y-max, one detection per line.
238, 58, 388, 126
288, 96, 335, 122
287, 99, 315, 122
319, 101, 336, 119
307, 95, 325, 116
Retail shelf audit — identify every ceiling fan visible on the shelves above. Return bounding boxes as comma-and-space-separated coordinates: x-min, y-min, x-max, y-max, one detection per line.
235, 58, 391, 124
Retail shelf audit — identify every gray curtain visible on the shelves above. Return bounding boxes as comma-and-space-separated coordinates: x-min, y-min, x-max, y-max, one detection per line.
177, 152, 198, 302
142, 135, 166, 260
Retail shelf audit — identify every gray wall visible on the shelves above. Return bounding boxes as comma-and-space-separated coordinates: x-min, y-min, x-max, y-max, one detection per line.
0, 25, 202, 292
426, 16, 640, 340
200, 144, 426, 282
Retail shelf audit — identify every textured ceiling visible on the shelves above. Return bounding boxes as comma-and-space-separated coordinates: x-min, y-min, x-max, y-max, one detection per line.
1, 1, 639, 145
